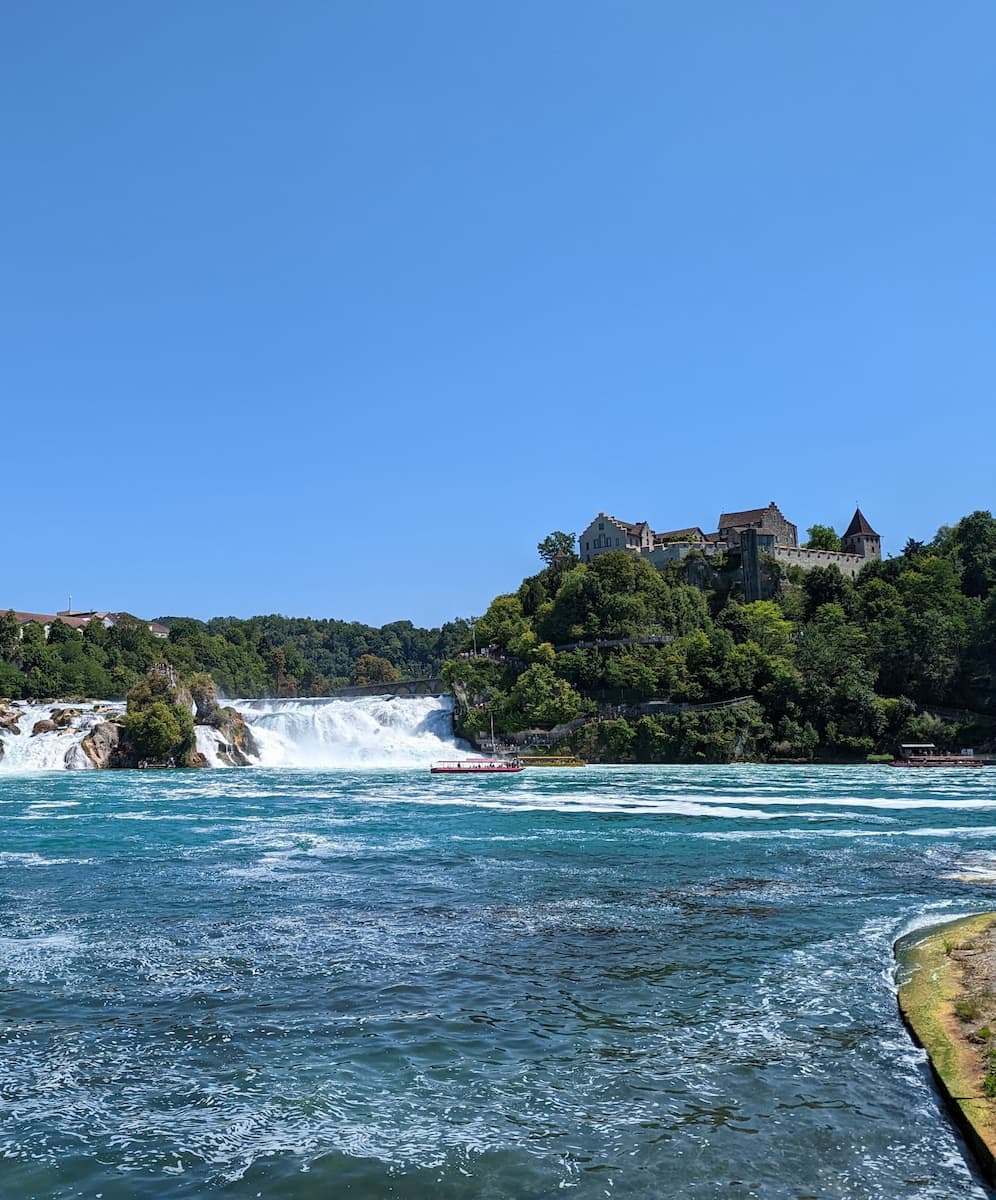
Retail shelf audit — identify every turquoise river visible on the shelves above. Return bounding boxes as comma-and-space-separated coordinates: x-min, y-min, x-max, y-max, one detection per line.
2, 764, 996, 1199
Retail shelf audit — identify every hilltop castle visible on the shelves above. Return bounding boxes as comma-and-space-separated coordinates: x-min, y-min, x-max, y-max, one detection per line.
578, 503, 880, 599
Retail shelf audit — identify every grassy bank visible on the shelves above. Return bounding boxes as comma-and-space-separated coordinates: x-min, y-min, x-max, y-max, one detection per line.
896, 913, 996, 1183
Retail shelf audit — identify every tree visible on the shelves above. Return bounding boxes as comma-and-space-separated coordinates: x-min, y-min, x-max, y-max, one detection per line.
805, 524, 842, 552
506, 664, 585, 728
125, 701, 188, 760
353, 654, 400, 685
537, 531, 578, 567
0, 610, 20, 661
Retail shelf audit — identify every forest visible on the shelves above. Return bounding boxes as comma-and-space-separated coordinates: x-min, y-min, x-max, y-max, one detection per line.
442, 511, 996, 762
0, 610, 468, 701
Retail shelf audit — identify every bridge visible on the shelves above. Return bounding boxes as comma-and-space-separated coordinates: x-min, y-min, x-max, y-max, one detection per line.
330, 677, 447, 698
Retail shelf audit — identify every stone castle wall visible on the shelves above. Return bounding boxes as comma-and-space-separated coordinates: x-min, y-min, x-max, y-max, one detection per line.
772, 545, 867, 579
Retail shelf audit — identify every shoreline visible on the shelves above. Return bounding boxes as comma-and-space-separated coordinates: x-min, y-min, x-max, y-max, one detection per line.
896, 913, 996, 1185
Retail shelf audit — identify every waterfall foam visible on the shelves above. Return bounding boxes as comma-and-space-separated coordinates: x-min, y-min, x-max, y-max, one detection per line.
0, 703, 123, 772
236, 695, 468, 768
0, 695, 466, 771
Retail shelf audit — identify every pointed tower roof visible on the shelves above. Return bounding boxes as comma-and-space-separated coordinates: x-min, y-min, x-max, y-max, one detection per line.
843, 507, 879, 538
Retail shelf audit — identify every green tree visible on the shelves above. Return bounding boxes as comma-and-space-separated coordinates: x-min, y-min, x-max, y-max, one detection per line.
537, 531, 578, 567
506, 664, 585, 728
805, 524, 842, 551
125, 702, 190, 760
475, 595, 530, 653
353, 654, 400, 685
0, 610, 20, 661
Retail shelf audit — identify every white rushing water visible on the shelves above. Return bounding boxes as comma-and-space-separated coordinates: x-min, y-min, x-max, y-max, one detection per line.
236, 695, 468, 768
0, 702, 124, 772
0, 696, 466, 771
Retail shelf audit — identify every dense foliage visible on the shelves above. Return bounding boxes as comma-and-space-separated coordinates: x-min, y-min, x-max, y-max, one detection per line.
123, 669, 196, 764
444, 512, 996, 762
0, 611, 467, 701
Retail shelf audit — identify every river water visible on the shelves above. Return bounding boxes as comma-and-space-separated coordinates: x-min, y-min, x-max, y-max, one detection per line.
1, 763, 995, 1199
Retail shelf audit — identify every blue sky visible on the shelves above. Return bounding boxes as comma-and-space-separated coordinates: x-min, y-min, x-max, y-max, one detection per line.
3, 2, 994, 628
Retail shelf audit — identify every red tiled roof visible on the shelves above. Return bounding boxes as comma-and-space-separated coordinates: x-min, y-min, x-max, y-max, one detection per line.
10, 611, 90, 629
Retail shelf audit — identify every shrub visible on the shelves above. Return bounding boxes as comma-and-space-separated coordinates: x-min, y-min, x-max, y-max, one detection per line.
125, 701, 194, 761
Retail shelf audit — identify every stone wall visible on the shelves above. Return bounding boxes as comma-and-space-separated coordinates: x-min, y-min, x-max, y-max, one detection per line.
772, 545, 866, 579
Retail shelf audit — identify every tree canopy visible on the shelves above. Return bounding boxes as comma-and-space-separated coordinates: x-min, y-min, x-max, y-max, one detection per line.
537, 531, 578, 567
805, 524, 842, 552
445, 511, 996, 762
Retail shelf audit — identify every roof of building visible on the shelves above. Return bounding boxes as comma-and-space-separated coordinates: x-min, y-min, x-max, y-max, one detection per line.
654, 526, 707, 543
600, 515, 650, 536
10, 610, 91, 628
718, 503, 784, 529
843, 507, 879, 538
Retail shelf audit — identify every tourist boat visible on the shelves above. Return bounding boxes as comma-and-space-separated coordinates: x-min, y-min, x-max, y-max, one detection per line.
888, 743, 987, 768
430, 758, 524, 774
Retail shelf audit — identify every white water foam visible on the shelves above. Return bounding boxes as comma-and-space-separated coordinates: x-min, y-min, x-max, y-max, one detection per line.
236, 695, 468, 768
0, 696, 466, 772
0, 702, 123, 772
195, 725, 228, 768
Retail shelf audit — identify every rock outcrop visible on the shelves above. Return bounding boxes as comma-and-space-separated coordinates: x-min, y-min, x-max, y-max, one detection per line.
188, 673, 257, 766
50, 707, 81, 728
81, 722, 124, 769
210, 706, 259, 766
31, 719, 57, 737
0, 706, 21, 735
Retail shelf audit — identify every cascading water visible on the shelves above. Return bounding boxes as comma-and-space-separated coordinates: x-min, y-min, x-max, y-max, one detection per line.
0, 695, 467, 771
0, 703, 124, 772
236, 695, 468, 768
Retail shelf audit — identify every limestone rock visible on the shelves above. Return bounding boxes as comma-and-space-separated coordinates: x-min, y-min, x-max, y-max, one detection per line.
0, 707, 21, 735
31, 719, 57, 737
81, 721, 123, 769
211, 707, 259, 766
51, 707, 81, 728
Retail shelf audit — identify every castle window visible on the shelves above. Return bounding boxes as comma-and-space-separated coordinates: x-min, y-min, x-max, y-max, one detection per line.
598, 523, 604, 531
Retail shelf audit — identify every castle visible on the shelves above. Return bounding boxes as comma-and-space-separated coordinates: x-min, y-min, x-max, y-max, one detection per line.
578, 503, 880, 599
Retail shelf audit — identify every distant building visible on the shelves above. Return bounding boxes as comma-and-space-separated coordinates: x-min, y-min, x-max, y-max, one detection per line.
717, 502, 798, 549
841, 507, 881, 561
7, 609, 170, 639
576, 503, 882, 598
578, 514, 653, 561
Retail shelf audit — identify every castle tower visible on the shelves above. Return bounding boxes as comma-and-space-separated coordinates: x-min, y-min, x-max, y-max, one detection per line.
841, 507, 881, 561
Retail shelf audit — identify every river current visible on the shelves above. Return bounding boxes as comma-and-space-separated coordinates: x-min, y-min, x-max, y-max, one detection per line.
2, 763, 995, 1199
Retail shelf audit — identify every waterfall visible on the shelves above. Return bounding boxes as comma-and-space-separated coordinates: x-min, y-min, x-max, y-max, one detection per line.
0, 703, 124, 772
0, 695, 466, 771
236, 695, 468, 768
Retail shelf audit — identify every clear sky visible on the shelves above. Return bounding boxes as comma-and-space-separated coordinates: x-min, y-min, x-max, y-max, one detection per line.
3, 2, 994, 628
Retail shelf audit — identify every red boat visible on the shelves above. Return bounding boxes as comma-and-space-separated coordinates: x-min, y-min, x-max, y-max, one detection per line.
430, 758, 524, 774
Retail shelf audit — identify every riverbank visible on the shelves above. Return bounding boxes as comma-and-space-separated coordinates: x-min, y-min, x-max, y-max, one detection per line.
897, 912, 996, 1184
